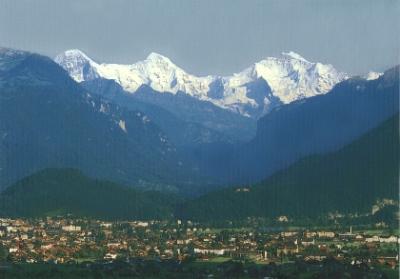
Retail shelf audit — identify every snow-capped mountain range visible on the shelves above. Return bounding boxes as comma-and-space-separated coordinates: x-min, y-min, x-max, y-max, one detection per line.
55, 49, 349, 117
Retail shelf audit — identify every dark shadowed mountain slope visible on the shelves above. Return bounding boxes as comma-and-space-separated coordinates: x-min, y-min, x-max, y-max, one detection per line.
203, 66, 399, 184
0, 48, 201, 193
178, 114, 399, 221
81, 78, 233, 147
133, 85, 257, 142
0, 168, 178, 220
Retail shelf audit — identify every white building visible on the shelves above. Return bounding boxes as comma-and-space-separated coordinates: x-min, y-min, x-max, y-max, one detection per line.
379, 236, 398, 243
62, 225, 81, 232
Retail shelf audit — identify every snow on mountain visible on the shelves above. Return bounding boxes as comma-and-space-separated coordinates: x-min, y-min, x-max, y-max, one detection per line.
54, 49, 100, 82
55, 50, 213, 96
239, 52, 348, 104
363, 71, 383, 81
55, 49, 348, 118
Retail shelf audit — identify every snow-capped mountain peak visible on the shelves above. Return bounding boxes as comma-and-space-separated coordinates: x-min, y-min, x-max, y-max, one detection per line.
234, 52, 348, 105
55, 49, 99, 82
146, 52, 174, 63
281, 51, 309, 62
62, 49, 92, 61
55, 49, 348, 118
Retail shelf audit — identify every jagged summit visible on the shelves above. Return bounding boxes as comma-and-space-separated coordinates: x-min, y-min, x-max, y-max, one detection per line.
281, 51, 309, 62
54, 49, 94, 64
54, 49, 98, 82
146, 52, 172, 62
63, 48, 90, 57
55, 49, 348, 118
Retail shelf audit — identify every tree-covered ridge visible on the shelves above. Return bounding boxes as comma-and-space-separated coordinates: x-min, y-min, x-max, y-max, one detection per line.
0, 168, 178, 220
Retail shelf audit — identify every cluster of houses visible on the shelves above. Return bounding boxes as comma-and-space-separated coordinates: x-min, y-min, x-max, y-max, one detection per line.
0, 218, 398, 269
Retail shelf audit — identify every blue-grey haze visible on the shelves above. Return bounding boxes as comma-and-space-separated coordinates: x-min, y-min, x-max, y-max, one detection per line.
0, 0, 398, 76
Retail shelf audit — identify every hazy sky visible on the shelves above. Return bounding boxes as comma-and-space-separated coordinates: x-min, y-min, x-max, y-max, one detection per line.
0, 0, 398, 76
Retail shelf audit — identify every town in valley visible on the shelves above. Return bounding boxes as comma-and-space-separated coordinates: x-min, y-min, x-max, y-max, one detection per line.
0, 216, 398, 278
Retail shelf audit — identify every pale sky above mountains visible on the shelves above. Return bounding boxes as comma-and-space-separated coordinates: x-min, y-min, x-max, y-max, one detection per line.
0, 0, 398, 76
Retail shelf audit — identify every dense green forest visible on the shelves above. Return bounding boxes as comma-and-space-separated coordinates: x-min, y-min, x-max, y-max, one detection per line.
0, 169, 178, 220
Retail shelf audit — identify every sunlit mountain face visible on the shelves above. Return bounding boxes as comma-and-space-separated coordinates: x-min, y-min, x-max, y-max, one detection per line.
55, 49, 347, 119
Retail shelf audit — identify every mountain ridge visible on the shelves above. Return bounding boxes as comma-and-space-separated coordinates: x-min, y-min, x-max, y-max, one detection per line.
0, 47, 204, 194
55, 49, 348, 118
0, 168, 178, 220
190, 66, 399, 184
